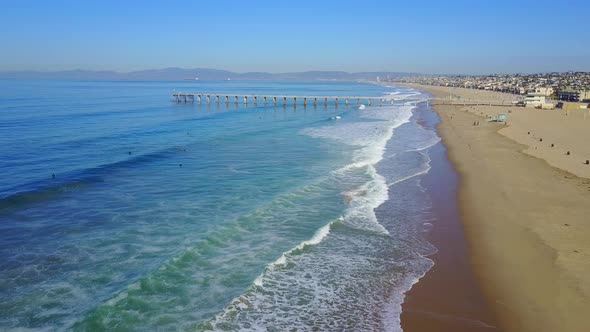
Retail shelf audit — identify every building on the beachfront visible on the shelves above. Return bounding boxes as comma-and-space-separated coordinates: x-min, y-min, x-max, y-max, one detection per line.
531, 87, 554, 96
393, 72, 590, 99
558, 88, 581, 102
524, 92, 546, 107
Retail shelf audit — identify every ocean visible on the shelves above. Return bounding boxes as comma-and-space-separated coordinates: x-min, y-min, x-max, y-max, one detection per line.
0, 80, 440, 331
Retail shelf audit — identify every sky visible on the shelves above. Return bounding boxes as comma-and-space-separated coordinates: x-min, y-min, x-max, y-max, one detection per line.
0, 0, 588, 74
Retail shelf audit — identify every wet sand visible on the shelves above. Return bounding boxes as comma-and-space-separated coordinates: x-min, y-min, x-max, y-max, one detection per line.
404, 85, 590, 331
401, 103, 499, 332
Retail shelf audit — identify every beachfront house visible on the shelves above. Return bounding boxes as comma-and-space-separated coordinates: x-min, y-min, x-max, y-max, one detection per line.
532, 87, 554, 96
524, 92, 546, 108
558, 88, 581, 102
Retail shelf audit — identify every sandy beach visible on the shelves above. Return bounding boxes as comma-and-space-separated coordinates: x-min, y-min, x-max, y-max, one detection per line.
404, 84, 590, 331
400, 103, 498, 332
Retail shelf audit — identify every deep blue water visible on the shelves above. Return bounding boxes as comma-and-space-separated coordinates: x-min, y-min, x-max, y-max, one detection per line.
0, 80, 438, 331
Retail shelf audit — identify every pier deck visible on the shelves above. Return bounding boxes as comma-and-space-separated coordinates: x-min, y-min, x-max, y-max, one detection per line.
172, 92, 396, 106
171, 92, 519, 107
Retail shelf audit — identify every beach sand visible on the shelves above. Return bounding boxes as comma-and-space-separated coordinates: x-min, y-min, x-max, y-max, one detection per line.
400, 104, 498, 332
402, 85, 590, 332
421, 85, 590, 179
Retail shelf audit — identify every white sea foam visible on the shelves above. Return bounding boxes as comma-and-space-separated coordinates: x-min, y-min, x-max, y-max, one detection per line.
381, 256, 434, 332
387, 91, 422, 101
302, 104, 414, 235
211, 87, 440, 331
341, 165, 390, 235
214, 102, 422, 328
106, 291, 129, 306
384, 91, 401, 96
382, 123, 440, 159
387, 165, 431, 188
383, 149, 434, 188
413, 135, 441, 152
253, 220, 335, 287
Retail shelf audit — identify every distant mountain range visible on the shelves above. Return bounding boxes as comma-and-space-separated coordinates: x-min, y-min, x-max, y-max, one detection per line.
0, 68, 417, 81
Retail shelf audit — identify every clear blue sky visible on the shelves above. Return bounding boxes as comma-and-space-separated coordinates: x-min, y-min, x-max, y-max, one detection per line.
1, 0, 588, 74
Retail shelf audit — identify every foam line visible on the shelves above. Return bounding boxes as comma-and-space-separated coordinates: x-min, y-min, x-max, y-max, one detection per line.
254, 220, 335, 287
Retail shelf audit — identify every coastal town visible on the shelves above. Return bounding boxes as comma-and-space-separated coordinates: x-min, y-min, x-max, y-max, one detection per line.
394, 72, 590, 108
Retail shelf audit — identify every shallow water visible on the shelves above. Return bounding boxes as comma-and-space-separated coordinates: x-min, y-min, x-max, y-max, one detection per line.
0, 80, 437, 331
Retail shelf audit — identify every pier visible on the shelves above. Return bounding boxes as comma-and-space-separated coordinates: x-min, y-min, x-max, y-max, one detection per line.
172, 93, 390, 106
172, 92, 519, 108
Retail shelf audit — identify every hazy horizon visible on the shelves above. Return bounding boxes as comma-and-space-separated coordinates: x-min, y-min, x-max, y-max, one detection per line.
2, 65, 590, 75
1, 0, 589, 75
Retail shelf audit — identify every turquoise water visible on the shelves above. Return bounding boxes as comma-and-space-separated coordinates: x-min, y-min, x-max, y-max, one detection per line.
0, 80, 438, 331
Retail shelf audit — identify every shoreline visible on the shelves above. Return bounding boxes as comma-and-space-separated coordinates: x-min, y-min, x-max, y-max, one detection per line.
400, 99, 499, 331
403, 84, 590, 331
